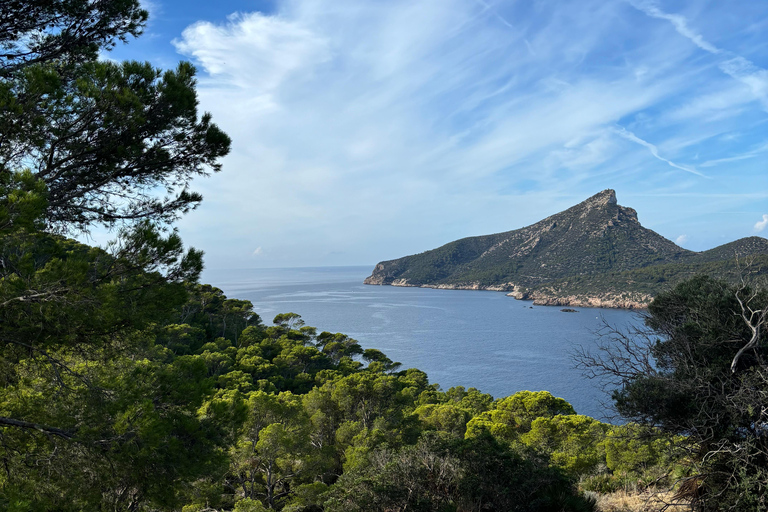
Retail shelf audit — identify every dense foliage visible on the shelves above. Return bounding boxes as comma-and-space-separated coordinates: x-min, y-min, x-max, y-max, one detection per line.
579, 275, 768, 510
0, 0, 147, 73
9, 263, 675, 512
0, 1, 230, 231
3, 255, 683, 511
0, 1, 232, 509
537, 252, 768, 300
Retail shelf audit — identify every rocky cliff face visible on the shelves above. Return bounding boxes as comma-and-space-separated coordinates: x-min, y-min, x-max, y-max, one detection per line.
363, 264, 390, 285
364, 190, 768, 308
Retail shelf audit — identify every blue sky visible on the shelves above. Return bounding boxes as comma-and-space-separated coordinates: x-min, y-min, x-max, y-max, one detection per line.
108, 0, 768, 269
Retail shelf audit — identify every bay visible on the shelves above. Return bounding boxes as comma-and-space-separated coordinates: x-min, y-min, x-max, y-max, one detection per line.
202, 265, 641, 420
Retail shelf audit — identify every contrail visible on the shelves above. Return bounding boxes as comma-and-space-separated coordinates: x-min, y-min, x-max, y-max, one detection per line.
613, 126, 707, 177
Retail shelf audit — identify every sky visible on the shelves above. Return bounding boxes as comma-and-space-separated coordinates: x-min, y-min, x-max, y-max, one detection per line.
107, 0, 768, 270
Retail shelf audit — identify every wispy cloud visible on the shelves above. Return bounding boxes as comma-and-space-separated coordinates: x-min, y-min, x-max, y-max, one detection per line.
719, 57, 768, 110
167, 0, 768, 267
631, 0, 768, 110
701, 141, 768, 167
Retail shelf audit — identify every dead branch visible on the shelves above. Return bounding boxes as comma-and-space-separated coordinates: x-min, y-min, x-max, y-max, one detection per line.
0, 416, 74, 439
731, 286, 766, 373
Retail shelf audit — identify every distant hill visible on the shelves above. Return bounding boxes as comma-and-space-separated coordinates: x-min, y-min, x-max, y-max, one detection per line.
364, 190, 768, 308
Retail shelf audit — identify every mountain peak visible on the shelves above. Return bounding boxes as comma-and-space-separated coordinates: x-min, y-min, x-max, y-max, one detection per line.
364, 189, 687, 289
583, 189, 617, 208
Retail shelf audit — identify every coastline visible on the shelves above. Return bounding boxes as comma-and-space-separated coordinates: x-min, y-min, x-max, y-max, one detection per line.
362, 278, 650, 309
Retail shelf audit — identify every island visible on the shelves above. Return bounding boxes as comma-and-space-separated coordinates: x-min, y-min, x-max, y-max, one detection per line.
364, 190, 768, 308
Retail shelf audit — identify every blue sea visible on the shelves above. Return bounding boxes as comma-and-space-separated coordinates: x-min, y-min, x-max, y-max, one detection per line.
202, 265, 640, 420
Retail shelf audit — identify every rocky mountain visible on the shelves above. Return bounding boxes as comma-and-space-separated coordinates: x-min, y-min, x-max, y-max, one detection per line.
364, 190, 768, 308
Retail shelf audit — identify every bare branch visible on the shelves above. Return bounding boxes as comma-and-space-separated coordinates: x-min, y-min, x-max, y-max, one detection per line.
731, 286, 766, 373
0, 416, 74, 439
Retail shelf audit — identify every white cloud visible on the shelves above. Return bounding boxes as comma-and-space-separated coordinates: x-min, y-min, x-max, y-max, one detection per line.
676, 234, 689, 245
98, 51, 120, 63
174, 12, 330, 93
755, 214, 768, 232
168, 0, 768, 268
253, 247, 263, 256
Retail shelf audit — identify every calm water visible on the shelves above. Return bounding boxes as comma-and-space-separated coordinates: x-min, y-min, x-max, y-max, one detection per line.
202, 266, 640, 420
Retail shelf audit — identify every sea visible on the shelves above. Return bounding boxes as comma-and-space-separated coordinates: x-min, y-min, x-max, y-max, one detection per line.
202, 265, 641, 421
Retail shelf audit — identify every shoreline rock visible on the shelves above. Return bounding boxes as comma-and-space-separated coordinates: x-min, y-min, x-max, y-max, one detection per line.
363, 279, 649, 309
512, 289, 650, 309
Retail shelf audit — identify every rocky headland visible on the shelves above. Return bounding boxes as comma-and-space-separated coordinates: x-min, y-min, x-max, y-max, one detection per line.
364, 190, 768, 308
